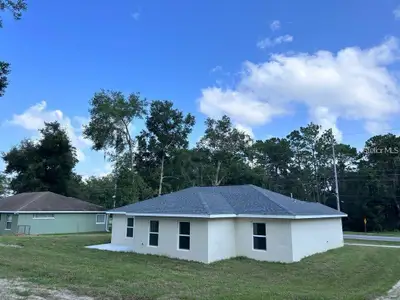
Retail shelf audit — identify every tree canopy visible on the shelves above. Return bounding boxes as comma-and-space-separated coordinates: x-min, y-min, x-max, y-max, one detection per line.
137, 100, 195, 195
2, 89, 400, 232
2, 121, 78, 196
0, 0, 27, 97
0, 172, 9, 198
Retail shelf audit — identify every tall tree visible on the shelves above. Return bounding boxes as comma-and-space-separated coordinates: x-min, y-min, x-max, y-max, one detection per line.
0, 172, 9, 197
350, 134, 400, 231
286, 123, 329, 202
81, 175, 116, 208
83, 90, 147, 192
197, 115, 251, 186
2, 121, 78, 195
114, 152, 154, 203
0, 0, 26, 27
137, 100, 195, 195
252, 137, 293, 193
0, 62, 10, 97
167, 148, 208, 189
0, 0, 27, 97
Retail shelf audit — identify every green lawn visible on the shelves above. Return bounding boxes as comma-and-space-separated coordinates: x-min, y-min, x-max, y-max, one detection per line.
0, 234, 400, 300
344, 230, 400, 236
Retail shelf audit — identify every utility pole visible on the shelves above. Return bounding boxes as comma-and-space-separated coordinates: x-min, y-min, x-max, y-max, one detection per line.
113, 169, 117, 209
113, 183, 117, 208
332, 139, 340, 211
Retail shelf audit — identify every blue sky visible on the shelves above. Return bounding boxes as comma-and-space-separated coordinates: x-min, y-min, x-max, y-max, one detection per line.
1, 0, 400, 177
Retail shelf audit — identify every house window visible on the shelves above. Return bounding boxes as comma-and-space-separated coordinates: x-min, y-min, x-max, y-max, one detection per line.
5, 214, 12, 230
33, 214, 55, 219
178, 222, 190, 250
96, 214, 106, 224
126, 217, 134, 238
253, 223, 267, 250
148, 220, 159, 247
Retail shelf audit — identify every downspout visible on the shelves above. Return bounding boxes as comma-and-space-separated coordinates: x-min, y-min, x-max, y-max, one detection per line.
105, 213, 110, 232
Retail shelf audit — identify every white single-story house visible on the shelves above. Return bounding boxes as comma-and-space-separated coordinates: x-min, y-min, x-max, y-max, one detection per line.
105, 184, 347, 264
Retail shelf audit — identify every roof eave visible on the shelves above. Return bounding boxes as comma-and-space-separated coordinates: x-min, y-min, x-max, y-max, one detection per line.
107, 212, 236, 218
106, 212, 347, 219
0, 211, 106, 214
237, 213, 347, 219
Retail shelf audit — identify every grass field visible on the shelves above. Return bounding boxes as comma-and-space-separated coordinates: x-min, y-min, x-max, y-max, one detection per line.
0, 234, 400, 300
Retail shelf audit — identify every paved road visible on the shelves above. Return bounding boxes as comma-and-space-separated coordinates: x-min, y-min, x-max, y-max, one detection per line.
345, 242, 400, 248
344, 234, 400, 242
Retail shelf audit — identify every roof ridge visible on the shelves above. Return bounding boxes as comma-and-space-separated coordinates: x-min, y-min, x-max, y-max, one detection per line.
17, 192, 47, 212
248, 185, 296, 216
196, 188, 212, 215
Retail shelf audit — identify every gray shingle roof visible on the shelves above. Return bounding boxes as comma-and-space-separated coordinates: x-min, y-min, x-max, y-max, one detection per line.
0, 192, 104, 212
109, 185, 346, 218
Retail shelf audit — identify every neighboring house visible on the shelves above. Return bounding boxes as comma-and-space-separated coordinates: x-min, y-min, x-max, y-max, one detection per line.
107, 184, 347, 264
0, 192, 107, 235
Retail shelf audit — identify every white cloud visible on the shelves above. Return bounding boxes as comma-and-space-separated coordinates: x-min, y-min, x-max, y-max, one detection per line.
199, 37, 400, 137
7, 101, 91, 161
311, 106, 342, 142
394, 6, 400, 19
199, 87, 287, 126
131, 11, 140, 20
364, 121, 391, 135
257, 35, 293, 49
82, 162, 113, 181
270, 20, 281, 31
210, 65, 222, 73
265, 134, 274, 140
235, 124, 254, 138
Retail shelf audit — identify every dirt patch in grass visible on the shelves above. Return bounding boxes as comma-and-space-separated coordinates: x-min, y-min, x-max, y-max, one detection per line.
0, 278, 93, 300
0, 243, 22, 248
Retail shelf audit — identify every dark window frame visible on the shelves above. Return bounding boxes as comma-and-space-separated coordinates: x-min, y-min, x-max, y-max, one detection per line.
148, 220, 159, 247
178, 221, 190, 250
126, 217, 135, 238
252, 223, 267, 251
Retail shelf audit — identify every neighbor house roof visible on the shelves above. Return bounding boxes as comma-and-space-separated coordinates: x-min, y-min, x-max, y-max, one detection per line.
0, 192, 104, 213
108, 184, 347, 219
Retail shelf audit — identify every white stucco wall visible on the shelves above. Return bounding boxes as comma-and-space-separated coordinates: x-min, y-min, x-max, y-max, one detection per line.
110, 214, 344, 264
134, 217, 209, 263
208, 219, 236, 263
235, 218, 293, 263
291, 217, 344, 262
111, 215, 209, 263
111, 215, 134, 247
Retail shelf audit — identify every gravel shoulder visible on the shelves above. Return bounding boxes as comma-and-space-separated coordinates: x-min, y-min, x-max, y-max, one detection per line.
376, 280, 400, 300
0, 279, 93, 300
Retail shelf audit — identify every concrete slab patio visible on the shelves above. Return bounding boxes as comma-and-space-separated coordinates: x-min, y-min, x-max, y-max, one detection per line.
85, 243, 134, 252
